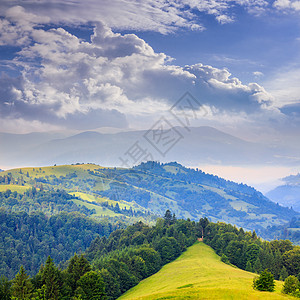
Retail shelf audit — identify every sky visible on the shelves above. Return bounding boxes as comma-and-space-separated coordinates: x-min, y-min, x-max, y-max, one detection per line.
0, 0, 300, 188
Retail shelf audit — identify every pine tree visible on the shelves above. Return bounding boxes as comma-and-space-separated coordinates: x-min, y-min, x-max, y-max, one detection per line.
0, 275, 11, 300
11, 266, 33, 300
41, 256, 61, 300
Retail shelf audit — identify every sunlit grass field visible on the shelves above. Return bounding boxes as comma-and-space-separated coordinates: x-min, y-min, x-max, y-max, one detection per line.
0, 184, 31, 193
119, 242, 293, 300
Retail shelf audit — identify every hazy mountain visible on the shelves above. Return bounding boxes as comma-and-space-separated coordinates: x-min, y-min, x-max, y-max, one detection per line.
0, 131, 68, 167
266, 173, 300, 212
1, 126, 298, 168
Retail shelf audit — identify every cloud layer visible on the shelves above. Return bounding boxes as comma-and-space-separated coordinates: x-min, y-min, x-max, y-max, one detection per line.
0, 0, 275, 35
0, 5, 294, 133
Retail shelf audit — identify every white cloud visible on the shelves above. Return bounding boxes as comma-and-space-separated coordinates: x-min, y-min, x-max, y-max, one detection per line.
253, 71, 264, 77
264, 65, 300, 106
273, 0, 300, 11
0, 7, 287, 132
0, 0, 273, 36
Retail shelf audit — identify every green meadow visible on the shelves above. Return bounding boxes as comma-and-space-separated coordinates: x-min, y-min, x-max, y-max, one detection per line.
119, 242, 293, 300
0, 184, 31, 193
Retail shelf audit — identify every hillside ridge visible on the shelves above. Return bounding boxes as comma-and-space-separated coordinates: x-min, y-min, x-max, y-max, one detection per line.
118, 242, 291, 300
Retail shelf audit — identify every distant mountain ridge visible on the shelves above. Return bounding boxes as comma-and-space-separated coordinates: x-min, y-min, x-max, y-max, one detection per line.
1, 126, 299, 168
266, 173, 300, 212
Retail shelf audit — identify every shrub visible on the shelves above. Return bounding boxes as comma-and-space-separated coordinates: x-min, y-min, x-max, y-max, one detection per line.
282, 275, 300, 296
253, 269, 275, 292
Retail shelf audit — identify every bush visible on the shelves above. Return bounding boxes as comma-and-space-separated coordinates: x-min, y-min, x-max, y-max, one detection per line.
253, 269, 275, 292
282, 275, 300, 296
221, 254, 229, 264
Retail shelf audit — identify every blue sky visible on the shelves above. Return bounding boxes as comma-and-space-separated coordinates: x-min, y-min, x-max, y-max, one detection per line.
0, 0, 299, 140
137, 9, 300, 86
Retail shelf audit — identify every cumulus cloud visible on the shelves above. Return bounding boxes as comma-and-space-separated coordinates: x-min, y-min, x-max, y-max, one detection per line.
0, 7, 283, 132
0, 6, 49, 46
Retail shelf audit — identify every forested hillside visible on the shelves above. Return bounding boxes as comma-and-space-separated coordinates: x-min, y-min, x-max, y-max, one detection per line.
1, 212, 300, 299
119, 243, 289, 300
1, 162, 298, 234
1, 162, 300, 299
0, 209, 119, 279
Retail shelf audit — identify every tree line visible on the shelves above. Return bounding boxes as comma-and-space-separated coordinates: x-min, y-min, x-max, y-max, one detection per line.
0, 210, 200, 299
1, 209, 300, 299
202, 219, 300, 280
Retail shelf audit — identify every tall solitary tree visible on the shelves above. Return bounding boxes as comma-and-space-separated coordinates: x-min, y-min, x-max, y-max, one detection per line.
163, 210, 172, 226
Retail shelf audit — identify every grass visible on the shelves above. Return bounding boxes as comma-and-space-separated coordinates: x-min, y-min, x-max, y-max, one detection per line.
71, 199, 120, 217
118, 242, 293, 300
1, 164, 101, 179
0, 185, 31, 193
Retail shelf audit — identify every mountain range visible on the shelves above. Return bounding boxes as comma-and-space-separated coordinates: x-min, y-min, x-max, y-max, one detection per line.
266, 173, 300, 212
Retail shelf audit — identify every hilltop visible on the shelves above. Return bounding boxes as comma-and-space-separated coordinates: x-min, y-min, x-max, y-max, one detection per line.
119, 242, 291, 300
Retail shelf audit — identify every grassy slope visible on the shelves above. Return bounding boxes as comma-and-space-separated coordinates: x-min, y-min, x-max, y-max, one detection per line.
119, 242, 293, 300
1, 164, 147, 212
0, 185, 31, 193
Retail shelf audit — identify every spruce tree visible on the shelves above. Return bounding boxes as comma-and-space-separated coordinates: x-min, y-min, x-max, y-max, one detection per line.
67, 253, 91, 294
282, 275, 300, 295
163, 210, 172, 226
41, 256, 61, 300
11, 266, 33, 300
0, 275, 11, 300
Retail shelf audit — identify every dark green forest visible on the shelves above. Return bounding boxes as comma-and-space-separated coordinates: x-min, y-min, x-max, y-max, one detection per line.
0, 189, 94, 216
0, 188, 123, 279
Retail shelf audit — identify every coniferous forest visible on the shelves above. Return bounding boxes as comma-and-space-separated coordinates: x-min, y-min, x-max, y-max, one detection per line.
1, 209, 300, 299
